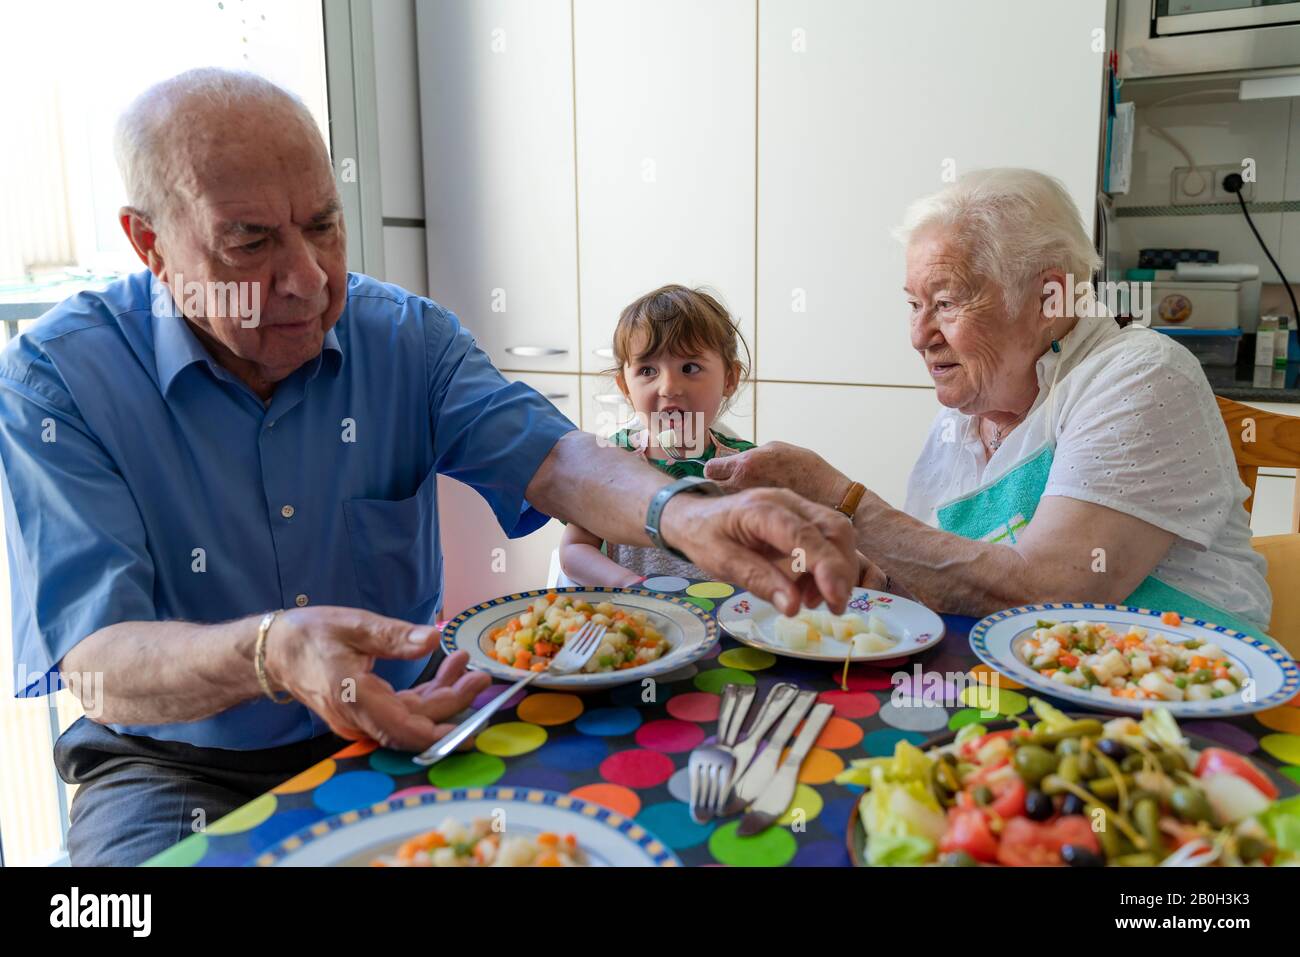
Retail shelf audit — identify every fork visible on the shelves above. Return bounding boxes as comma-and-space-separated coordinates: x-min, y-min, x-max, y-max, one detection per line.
688, 682, 756, 824
413, 619, 607, 767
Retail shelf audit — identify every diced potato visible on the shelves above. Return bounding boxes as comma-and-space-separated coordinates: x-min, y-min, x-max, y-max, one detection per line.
797, 609, 833, 634
852, 632, 895, 655
1185, 684, 1214, 702
774, 616, 812, 649
1129, 652, 1152, 677
867, 613, 892, 638
1139, 672, 1183, 701
1051, 668, 1086, 688
831, 615, 867, 641
1212, 678, 1238, 696
1090, 649, 1129, 685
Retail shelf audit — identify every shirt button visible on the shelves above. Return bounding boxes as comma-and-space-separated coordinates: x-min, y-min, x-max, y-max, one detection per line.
295, 594, 309, 607
281, 505, 295, 519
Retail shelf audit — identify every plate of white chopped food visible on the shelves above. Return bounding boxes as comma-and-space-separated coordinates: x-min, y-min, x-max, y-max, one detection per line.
970, 603, 1299, 718
716, 587, 946, 663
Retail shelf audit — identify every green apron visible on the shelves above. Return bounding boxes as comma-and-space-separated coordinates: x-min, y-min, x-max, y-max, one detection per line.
936, 441, 1279, 647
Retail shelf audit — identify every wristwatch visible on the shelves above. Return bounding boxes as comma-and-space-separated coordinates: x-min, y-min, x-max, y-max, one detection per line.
645, 476, 722, 560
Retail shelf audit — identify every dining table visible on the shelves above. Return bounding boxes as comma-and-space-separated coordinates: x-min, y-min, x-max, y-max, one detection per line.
142, 576, 1300, 867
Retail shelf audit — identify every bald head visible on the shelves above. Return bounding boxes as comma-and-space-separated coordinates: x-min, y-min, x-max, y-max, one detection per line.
115, 68, 348, 400
115, 68, 329, 230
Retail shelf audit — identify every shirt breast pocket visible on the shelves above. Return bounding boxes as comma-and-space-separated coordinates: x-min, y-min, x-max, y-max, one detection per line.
342, 468, 441, 621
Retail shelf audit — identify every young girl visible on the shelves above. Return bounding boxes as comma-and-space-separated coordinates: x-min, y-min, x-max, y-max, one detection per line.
560, 284, 754, 586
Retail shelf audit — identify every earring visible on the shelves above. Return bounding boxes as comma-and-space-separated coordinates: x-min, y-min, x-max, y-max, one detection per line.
1050, 339, 1061, 353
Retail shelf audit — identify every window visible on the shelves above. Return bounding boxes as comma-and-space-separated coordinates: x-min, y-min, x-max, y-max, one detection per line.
0, 0, 329, 867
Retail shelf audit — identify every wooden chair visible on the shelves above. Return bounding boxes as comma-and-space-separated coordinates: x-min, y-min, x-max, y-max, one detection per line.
1216, 396, 1300, 655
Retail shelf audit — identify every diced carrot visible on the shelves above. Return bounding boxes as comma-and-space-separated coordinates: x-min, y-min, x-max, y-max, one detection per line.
513, 652, 531, 669
1161, 611, 1182, 627
537, 832, 560, 847
506, 619, 520, 634
537, 851, 562, 867
529, 661, 547, 672
564, 834, 577, 849
1059, 653, 1079, 668
534, 641, 555, 657
1190, 656, 1208, 671
1214, 666, 1230, 680
1042, 669, 1057, 677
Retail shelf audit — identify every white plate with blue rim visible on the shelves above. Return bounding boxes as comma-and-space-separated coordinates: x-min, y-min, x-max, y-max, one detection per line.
256, 787, 680, 867
440, 586, 718, 691
716, 587, 945, 662
970, 602, 1299, 718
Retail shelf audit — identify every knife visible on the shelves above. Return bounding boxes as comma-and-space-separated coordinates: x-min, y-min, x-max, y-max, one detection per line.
738, 702, 835, 836
725, 682, 798, 788
731, 688, 817, 805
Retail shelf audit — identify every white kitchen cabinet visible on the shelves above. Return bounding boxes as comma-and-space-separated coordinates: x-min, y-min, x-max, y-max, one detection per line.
572, 0, 756, 373
436, 373, 579, 617
756, 382, 940, 509
416, 0, 580, 373
756, 0, 1106, 386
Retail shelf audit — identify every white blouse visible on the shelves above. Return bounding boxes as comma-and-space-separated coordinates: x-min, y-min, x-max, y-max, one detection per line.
903, 312, 1272, 630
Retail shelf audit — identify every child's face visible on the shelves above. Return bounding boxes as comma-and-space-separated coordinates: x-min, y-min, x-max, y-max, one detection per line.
619, 335, 737, 453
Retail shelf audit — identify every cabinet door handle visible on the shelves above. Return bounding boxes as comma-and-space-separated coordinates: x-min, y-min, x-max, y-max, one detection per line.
540, 392, 570, 400
505, 345, 568, 357
593, 393, 626, 405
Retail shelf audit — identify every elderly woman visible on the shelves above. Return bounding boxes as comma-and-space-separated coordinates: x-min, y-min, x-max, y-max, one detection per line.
706, 168, 1274, 640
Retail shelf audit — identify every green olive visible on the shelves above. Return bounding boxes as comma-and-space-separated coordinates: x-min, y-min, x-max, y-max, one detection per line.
1057, 755, 1081, 784
1170, 786, 1214, 825
1237, 836, 1268, 863
1121, 753, 1146, 774
972, 785, 994, 806
1112, 852, 1158, 867
1013, 745, 1059, 785
1056, 737, 1082, 757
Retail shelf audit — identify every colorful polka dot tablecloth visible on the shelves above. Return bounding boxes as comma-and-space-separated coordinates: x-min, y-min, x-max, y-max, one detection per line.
143, 579, 1300, 867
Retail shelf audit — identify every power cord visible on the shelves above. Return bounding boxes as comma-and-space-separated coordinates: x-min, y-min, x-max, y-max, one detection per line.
1223, 172, 1299, 325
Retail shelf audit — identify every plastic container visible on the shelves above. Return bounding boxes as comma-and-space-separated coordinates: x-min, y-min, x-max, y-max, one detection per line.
1154, 327, 1242, 367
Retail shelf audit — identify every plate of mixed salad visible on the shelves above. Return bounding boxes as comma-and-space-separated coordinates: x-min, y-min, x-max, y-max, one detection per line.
441, 586, 717, 690
970, 603, 1298, 718
257, 787, 680, 867
841, 698, 1300, 867
717, 588, 945, 664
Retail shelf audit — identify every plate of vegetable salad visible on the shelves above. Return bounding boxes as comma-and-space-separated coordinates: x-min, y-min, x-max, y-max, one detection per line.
370, 817, 587, 867
258, 788, 680, 867
841, 699, 1300, 867
970, 603, 1298, 718
441, 587, 717, 690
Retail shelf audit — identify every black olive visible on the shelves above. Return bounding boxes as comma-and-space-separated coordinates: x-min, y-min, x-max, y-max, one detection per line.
1024, 790, 1053, 821
1097, 739, 1129, 761
1061, 793, 1087, 816
1061, 844, 1105, 867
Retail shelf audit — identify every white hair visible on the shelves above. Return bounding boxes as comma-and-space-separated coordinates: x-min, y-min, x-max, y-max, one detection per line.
894, 168, 1101, 313
114, 68, 325, 228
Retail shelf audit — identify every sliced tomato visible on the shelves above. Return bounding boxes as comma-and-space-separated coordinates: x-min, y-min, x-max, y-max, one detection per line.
960, 728, 1023, 760
996, 816, 1099, 867
1195, 748, 1279, 801
989, 777, 1027, 820
940, 807, 999, 863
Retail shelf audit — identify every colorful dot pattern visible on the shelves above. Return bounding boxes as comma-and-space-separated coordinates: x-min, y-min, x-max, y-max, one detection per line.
148, 579, 1300, 868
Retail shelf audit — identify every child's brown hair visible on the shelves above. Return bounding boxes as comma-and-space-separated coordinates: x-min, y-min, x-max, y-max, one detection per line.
609, 284, 751, 412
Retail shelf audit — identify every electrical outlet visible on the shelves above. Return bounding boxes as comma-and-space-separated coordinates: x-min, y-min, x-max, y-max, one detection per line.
1213, 165, 1254, 203
1171, 164, 1253, 206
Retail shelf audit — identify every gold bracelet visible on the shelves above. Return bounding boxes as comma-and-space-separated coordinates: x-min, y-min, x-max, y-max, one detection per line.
835, 480, 866, 519
254, 610, 293, 704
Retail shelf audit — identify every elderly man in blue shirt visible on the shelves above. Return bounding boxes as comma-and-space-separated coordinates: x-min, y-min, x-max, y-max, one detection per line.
0, 69, 856, 866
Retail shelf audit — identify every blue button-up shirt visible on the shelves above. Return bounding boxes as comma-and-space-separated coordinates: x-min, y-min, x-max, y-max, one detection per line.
0, 270, 575, 748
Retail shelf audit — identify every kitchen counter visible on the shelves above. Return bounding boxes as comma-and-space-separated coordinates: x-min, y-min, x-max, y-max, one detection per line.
1207, 333, 1300, 404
